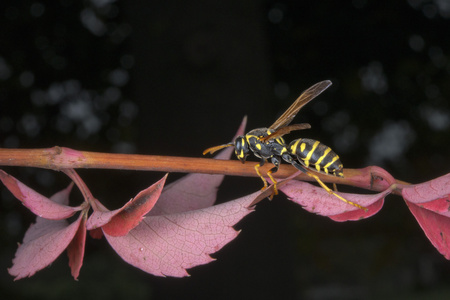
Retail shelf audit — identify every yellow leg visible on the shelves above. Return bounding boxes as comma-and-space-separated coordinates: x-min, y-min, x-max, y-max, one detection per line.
254, 163, 278, 200
333, 183, 338, 192
266, 169, 279, 199
254, 163, 268, 189
306, 172, 367, 211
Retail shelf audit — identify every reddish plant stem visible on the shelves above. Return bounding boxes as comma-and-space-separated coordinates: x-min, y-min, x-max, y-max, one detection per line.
0, 147, 408, 194
61, 169, 98, 210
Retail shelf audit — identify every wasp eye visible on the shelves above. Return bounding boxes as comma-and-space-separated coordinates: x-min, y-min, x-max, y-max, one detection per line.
234, 136, 248, 163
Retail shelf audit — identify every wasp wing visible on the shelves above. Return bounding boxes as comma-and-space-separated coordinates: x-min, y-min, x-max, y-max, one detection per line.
269, 80, 332, 130
260, 123, 311, 142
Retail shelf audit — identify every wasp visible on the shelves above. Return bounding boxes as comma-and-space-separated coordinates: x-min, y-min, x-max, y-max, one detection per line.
203, 80, 365, 210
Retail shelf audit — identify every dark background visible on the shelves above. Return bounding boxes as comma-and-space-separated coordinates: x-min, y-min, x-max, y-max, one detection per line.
1, 1, 450, 299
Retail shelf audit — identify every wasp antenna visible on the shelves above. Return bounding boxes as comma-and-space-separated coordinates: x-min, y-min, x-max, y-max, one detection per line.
202, 143, 234, 155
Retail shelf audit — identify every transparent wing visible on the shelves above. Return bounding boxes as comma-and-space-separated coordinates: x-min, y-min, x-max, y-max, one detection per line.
260, 123, 311, 142
269, 80, 332, 130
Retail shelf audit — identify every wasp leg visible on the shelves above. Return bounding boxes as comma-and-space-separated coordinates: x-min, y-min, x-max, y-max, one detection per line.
288, 160, 367, 211
332, 183, 338, 192
332, 171, 338, 191
254, 157, 280, 200
266, 156, 281, 200
254, 158, 268, 189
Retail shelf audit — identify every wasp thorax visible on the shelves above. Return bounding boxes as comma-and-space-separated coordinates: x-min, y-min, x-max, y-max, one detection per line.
234, 136, 249, 163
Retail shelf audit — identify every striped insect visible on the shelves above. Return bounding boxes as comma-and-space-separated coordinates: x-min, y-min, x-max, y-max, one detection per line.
203, 80, 365, 210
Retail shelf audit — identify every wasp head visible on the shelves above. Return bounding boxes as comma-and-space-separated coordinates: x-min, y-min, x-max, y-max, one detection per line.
234, 135, 249, 163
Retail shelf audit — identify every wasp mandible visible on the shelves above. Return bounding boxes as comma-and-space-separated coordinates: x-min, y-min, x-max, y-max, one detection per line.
203, 80, 365, 210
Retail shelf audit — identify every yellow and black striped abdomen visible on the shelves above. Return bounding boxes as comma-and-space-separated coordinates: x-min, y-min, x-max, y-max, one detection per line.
288, 138, 344, 177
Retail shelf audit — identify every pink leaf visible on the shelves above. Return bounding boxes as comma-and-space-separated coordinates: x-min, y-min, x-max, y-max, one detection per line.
104, 190, 258, 277
86, 175, 167, 233
8, 213, 83, 280
149, 116, 247, 215
406, 202, 450, 259
328, 194, 386, 221
401, 173, 450, 259
102, 174, 167, 236
0, 169, 81, 220
402, 173, 450, 215
89, 227, 103, 239
67, 212, 87, 280
99, 117, 250, 276
85, 199, 115, 230
148, 170, 226, 215
50, 182, 74, 205
280, 180, 391, 220
345, 166, 396, 191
